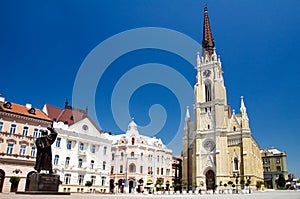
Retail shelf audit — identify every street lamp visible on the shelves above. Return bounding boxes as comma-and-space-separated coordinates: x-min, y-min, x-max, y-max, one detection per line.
233, 173, 240, 194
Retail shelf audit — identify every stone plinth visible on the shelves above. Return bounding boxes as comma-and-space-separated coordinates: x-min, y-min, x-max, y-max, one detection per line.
29, 173, 59, 192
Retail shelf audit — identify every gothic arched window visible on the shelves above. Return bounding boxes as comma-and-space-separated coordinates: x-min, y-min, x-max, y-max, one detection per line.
205, 82, 212, 102
129, 163, 136, 173
234, 157, 238, 171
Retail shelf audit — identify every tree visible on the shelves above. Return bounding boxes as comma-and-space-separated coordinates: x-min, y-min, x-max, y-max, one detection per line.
85, 181, 93, 186
9, 176, 20, 192
277, 174, 286, 188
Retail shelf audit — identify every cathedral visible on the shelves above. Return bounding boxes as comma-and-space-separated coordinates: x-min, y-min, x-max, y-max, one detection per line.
182, 5, 263, 190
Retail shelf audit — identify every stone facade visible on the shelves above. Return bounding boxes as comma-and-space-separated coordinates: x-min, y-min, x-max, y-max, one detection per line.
182, 5, 263, 191
109, 120, 173, 193
0, 97, 52, 193
261, 147, 288, 189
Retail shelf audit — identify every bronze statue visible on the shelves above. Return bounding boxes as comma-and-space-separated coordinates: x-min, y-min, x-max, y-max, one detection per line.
34, 125, 57, 174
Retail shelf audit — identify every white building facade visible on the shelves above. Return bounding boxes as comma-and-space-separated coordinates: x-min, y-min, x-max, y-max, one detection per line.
43, 103, 112, 193
109, 120, 173, 193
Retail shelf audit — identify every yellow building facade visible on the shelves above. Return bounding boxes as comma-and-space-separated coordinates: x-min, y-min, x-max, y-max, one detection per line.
182, 5, 263, 191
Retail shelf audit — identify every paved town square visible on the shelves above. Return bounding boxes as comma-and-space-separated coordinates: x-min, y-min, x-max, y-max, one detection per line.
1, 191, 300, 199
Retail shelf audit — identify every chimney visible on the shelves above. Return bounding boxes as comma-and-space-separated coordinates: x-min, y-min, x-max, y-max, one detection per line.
26, 103, 32, 109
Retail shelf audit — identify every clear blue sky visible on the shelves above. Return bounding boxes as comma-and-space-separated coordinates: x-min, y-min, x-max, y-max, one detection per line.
1, 1, 300, 177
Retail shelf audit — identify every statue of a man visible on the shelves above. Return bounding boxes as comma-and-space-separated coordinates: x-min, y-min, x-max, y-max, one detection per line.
34, 125, 57, 174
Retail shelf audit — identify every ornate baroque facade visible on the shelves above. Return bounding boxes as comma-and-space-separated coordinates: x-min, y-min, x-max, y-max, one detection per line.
182, 5, 263, 190
109, 120, 173, 193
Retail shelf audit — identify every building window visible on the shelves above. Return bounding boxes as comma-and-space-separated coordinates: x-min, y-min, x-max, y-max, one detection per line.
38, 129, 43, 137
78, 159, 83, 168
91, 176, 96, 185
90, 160, 94, 169
140, 166, 143, 174
233, 126, 236, 131
6, 143, 14, 154
131, 137, 135, 145
205, 82, 212, 102
54, 155, 59, 165
129, 163, 136, 173
103, 146, 107, 155
157, 168, 159, 175
66, 140, 72, 150
9, 124, 16, 134
166, 169, 170, 175
121, 152, 124, 160
234, 157, 238, 171
0, 122, 3, 132
64, 174, 71, 184
157, 155, 159, 162
56, 137, 61, 147
276, 158, 281, 164
30, 147, 36, 157
19, 145, 26, 155
111, 166, 114, 174
120, 165, 123, 173
161, 168, 164, 175
33, 129, 39, 137
112, 153, 115, 160
91, 145, 95, 153
103, 161, 106, 170
78, 175, 84, 185
65, 157, 70, 166
22, 127, 28, 137
79, 143, 84, 151
276, 166, 281, 171
141, 153, 143, 160
131, 152, 134, 158
101, 177, 106, 186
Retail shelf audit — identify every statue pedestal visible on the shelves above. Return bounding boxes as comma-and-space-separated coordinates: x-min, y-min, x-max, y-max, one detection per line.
29, 173, 59, 192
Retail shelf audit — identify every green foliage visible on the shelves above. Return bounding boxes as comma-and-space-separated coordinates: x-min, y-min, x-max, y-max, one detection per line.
182, 180, 188, 188
9, 176, 20, 183
277, 174, 286, 188
228, 181, 233, 185
193, 182, 198, 188
199, 181, 204, 186
247, 179, 251, 185
240, 179, 245, 185
85, 181, 93, 186
232, 184, 235, 188
297, 179, 300, 183
256, 181, 264, 188
224, 183, 227, 187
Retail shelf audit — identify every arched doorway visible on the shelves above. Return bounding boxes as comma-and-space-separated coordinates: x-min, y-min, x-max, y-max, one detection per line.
109, 179, 115, 193
0, 169, 5, 193
205, 170, 215, 190
129, 180, 134, 193
25, 171, 36, 192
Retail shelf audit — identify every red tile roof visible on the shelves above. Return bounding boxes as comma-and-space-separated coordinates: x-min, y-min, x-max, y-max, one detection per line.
0, 102, 52, 121
44, 104, 103, 133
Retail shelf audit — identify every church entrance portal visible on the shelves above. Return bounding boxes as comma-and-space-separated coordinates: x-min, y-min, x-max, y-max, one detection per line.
205, 170, 215, 190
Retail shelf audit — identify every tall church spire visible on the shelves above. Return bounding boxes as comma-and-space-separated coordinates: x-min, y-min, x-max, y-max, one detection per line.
202, 3, 215, 57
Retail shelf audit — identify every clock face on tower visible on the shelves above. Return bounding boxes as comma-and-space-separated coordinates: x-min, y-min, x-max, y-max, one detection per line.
203, 140, 215, 152
203, 70, 211, 77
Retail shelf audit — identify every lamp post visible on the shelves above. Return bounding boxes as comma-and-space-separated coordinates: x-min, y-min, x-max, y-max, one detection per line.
233, 173, 240, 194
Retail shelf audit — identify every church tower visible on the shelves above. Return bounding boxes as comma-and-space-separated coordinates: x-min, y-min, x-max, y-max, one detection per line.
183, 4, 263, 191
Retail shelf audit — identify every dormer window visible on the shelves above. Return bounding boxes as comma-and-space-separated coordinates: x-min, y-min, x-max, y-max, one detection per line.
3, 102, 11, 109
28, 108, 35, 114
